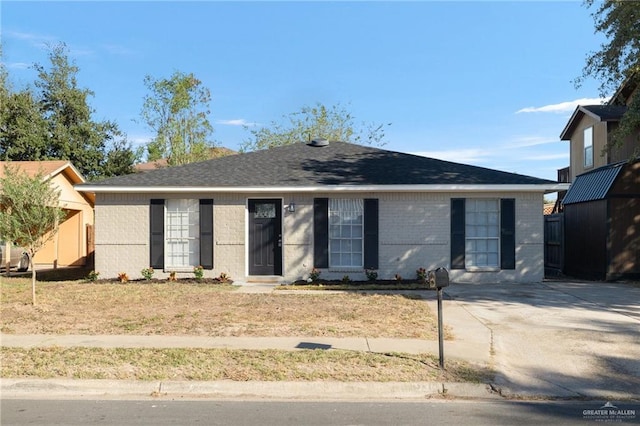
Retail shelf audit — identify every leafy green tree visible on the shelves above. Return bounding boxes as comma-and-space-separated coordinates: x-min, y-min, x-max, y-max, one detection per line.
240, 102, 390, 152
577, 0, 640, 147
0, 164, 65, 305
0, 87, 49, 161
32, 44, 139, 179
141, 71, 214, 166
0, 55, 48, 160
0, 44, 138, 179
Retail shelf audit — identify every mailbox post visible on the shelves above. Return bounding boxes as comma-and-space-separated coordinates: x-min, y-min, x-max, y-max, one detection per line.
427, 268, 449, 369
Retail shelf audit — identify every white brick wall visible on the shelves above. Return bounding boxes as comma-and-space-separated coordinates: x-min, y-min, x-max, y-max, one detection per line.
94, 191, 545, 283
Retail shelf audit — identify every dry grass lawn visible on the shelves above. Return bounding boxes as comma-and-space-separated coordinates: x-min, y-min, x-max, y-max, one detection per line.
0, 277, 489, 384
1, 347, 489, 382
0, 278, 446, 339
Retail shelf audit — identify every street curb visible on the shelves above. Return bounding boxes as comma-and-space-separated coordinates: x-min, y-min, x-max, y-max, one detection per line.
1, 379, 500, 400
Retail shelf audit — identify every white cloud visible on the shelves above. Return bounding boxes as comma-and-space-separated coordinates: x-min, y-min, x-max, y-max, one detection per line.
216, 119, 257, 127
523, 153, 570, 161
516, 97, 608, 114
5, 62, 31, 70
102, 44, 135, 56
4, 30, 56, 49
503, 136, 559, 148
5, 29, 93, 56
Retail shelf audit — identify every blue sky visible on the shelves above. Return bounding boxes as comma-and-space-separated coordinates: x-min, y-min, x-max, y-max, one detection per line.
2, 1, 607, 181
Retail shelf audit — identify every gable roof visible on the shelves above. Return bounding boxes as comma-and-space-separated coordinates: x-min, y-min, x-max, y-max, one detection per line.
560, 105, 628, 140
0, 160, 94, 204
0, 160, 83, 181
77, 142, 563, 194
562, 161, 625, 205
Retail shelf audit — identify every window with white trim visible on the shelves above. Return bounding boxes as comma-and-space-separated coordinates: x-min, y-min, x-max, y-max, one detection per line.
465, 199, 500, 268
584, 126, 593, 168
329, 199, 363, 268
165, 199, 200, 269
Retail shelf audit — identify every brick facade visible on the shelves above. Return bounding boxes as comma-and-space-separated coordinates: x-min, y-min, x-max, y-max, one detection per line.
94, 191, 544, 283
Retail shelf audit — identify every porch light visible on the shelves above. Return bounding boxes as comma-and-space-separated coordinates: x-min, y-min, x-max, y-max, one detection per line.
287, 203, 296, 213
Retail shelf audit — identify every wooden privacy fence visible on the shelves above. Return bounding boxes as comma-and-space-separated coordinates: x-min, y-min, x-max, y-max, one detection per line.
544, 213, 564, 277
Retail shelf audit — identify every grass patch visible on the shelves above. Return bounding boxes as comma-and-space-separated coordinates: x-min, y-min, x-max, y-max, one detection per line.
1, 279, 447, 339
1, 347, 491, 383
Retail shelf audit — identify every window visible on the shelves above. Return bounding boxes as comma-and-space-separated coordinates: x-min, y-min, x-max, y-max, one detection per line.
329, 199, 364, 268
451, 198, 515, 270
314, 198, 378, 269
465, 199, 500, 268
150, 199, 213, 270
165, 199, 200, 269
584, 126, 593, 168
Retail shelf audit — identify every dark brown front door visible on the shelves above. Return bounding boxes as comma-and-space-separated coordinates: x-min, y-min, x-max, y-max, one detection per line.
248, 199, 282, 275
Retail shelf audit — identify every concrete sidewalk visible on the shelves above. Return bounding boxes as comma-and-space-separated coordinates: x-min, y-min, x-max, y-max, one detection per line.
0, 333, 487, 363
4, 280, 638, 401
0, 288, 496, 401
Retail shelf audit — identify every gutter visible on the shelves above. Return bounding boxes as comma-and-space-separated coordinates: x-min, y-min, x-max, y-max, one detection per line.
76, 183, 570, 194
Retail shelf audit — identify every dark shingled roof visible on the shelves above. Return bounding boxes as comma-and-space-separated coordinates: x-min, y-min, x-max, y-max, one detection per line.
560, 105, 628, 140
80, 142, 555, 189
581, 105, 627, 121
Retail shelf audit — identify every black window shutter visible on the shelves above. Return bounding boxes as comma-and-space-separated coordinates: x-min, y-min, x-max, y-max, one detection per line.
313, 198, 329, 268
500, 198, 516, 270
450, 198, 466, 269
199, 199, 214, 269
150, 199, 165, 269
363, 198, 379, 269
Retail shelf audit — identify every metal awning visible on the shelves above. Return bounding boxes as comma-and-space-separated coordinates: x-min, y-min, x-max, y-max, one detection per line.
562, 163, 624, 205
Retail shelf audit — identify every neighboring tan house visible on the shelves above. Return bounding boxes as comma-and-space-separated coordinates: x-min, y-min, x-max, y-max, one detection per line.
77, 141, 565, 283
557, 79, 640, 280
0, 161, 95, 268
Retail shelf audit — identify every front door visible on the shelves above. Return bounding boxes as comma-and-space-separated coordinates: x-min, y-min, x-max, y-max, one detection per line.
248, 199, 282, 275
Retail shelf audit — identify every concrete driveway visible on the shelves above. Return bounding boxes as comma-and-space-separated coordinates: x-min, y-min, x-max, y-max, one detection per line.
443, 280, 640, 399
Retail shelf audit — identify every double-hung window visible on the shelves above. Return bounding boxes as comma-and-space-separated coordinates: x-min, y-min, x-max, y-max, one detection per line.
165, 199, 200, 269
150, 199, 213, 271
584, 126, 593, 168
465, 199, 500, 268
329, 199, 364, 268
451, 198, 515, 270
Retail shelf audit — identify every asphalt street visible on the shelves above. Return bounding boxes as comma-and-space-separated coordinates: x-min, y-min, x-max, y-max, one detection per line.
4, 399, 638, 426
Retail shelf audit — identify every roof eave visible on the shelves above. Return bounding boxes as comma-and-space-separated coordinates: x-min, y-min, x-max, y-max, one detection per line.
76, 183, 568, 194
559, 107, 584, 140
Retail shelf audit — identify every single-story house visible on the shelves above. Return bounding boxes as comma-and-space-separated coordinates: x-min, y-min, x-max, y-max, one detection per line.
0, 160, 95, 267
76, 141, 566, 283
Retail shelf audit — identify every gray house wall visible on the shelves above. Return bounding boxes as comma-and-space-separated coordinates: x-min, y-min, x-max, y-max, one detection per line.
94, 191, 545, 284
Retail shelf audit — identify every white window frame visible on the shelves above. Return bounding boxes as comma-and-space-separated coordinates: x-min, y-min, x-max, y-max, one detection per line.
165, 199, 200, 271
465, 199, 500, 270
328, 199, 364, 269
584, 126, 594, 168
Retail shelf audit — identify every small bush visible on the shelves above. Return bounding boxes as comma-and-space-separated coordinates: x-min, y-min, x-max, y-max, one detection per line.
193, 266, 204, 281
416, 267, 427, 283
141, 267, 154, 281
117, 272, 129, 283
86, 270, 100, 282
309, 268, 321, 282
365, 269, 378, 282
168, 271, 177, 282
341, 275, 351, 284
217, 272, 230, 283
394, 274, 402, 282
